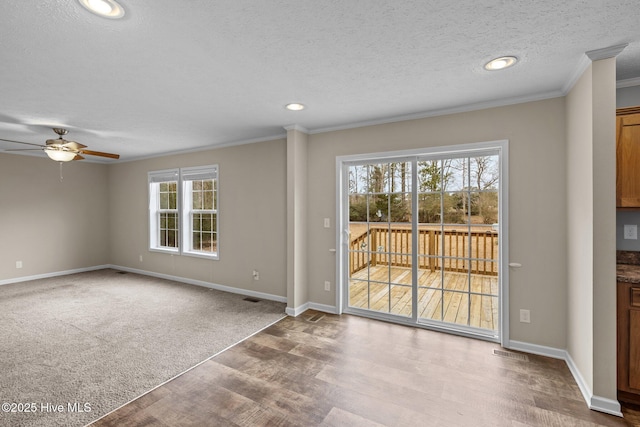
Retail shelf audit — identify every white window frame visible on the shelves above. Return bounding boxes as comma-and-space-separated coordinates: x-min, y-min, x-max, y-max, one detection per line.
148, 165, 219, 259
181, 165, 219, 260
149, 169, 180, 254
335, 140, 509, 346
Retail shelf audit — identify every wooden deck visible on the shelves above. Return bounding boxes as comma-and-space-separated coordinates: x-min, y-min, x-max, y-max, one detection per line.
349, 266, 499, 331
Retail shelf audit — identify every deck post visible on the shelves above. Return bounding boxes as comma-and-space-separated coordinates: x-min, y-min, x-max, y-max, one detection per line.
428, 230, 436, 272
371, 228, 377, 267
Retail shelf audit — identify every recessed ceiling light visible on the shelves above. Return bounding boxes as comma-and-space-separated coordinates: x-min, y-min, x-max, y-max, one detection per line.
78, 0, 125, 19
484, 56, 518, 71
285, 103, 306, 111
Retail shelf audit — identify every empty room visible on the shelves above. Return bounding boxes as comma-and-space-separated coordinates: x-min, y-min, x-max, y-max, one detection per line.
2, 1, 640, 426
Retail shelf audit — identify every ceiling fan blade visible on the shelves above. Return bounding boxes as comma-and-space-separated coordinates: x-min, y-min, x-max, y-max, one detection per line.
73, 154, 85, 161
0, 137, 44, 148
4, 148, 44, 152
63, 141, 87, 150
79, 149, 120, 159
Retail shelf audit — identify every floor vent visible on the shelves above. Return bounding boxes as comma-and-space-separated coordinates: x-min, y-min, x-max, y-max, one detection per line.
116, 271, 128, 275
306, 313, 325, 323
243, 297, 261, 303
493, 349, 529, 362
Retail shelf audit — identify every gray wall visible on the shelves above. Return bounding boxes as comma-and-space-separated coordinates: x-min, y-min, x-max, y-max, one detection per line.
108, 138, 288, 298
0, 154, 110, 280
565, 58, 618, 402
618, 85, 640, 109
616, 85, 640, 251
307, 97, 568, 349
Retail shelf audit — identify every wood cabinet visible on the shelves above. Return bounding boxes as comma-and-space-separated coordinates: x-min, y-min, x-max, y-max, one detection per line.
617, 107, 640, 208
618, 281, 640, 404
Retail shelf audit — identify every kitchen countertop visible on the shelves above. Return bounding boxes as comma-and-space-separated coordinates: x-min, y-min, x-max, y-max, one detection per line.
618, 250, 640, 284
617, 264, 640, 284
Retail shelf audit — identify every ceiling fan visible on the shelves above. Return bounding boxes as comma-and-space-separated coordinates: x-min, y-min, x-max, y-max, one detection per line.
0, 128, 120, 162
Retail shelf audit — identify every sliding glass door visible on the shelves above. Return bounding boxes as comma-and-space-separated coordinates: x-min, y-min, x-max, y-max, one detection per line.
341, 143, 505, 341
347, 160, 414, 317
415, 155, 499, 332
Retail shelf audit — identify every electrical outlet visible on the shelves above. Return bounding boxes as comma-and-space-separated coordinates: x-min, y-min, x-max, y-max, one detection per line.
519, 309, 531, 323
139, 255, 143, 262
16, 261, 22, 269
253, 270, 260, 280
624, 224, 638, 240
324, 281, 331, 291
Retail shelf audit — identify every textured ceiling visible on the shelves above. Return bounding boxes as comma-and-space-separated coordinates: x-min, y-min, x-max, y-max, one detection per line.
1, 0, 640, 162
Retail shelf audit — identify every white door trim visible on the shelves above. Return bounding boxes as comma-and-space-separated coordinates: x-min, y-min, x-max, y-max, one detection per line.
335, 140, 509, 346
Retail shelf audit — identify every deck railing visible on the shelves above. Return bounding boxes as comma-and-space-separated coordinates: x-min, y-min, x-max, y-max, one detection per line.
349, 225, 498, 276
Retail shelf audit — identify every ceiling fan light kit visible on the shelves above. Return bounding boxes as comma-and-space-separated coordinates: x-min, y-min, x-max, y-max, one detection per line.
0, 128, 120, 162
45, 149, 77, 162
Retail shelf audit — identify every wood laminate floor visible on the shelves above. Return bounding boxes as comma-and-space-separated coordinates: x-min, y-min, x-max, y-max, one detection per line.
92, 311, 638, 426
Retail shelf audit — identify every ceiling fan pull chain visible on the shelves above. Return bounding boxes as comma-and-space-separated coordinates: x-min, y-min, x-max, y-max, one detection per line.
59, 161, 64, 182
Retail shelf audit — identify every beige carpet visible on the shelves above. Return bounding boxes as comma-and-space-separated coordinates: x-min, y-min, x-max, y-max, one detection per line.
0, 269, 286, 427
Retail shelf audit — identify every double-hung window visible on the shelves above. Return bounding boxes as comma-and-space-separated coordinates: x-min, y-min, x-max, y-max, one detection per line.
148, 165, 219, 259
149, 169, 180, 253
181, 166, 218, 258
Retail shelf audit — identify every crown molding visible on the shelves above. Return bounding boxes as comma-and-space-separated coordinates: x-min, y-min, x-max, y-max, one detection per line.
586, 43, 628, 61
561, 54, 592, 95
562, 44, 632, 95
283, 124, 309, 133
117, 132, 287, 163
618, 77, 640, 89
308, 90, 563, 135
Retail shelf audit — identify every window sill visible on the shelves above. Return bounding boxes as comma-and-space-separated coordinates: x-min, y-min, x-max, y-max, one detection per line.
149, 247, 179, 255
183, 251, 219, 261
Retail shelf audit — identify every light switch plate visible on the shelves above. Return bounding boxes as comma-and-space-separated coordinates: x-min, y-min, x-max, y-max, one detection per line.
624, 224, 638, 240
323, 218, 330, 228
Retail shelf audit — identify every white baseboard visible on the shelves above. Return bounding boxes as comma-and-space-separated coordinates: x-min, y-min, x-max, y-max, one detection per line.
508, 340, 567, 360
109, 265, 287, 304
285, 302, 338, 317
285, 302, 309, 317
309, 302, 339, 314
564, 351, 597, 413
0, 265, 111, 286
590, 395, 623, 417
509, 341, 621, 417
564, 353, 622, 417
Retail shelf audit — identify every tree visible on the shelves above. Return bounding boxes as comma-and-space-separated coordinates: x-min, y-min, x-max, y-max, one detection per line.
417, 160, 453, 223
470, 156, 499, 224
